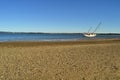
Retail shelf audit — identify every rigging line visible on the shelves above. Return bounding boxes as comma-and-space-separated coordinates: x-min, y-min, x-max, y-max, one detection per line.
93, 22, 102, 33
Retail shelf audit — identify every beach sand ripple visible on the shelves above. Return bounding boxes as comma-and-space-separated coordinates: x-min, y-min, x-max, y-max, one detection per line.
0, 40, 120, 80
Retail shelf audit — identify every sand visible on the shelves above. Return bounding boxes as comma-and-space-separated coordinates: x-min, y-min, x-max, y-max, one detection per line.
0, 39, 120, 80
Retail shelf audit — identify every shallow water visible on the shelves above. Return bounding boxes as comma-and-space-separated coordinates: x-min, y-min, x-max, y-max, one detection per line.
0, 33, 120, 42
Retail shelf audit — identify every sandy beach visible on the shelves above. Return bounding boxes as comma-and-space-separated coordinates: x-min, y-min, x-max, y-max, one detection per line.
0, 39, 120, 80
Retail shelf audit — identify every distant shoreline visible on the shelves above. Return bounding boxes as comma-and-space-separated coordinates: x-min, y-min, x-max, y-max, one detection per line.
0, 31, 120, 35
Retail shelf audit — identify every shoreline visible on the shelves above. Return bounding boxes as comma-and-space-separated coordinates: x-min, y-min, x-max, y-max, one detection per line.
0, 38, 120, 47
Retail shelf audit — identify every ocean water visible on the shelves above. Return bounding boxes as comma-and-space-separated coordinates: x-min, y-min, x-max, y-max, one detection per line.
0, 33, 120, 42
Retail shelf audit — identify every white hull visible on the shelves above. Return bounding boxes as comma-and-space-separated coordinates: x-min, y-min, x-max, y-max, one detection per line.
83, 33, 96, 37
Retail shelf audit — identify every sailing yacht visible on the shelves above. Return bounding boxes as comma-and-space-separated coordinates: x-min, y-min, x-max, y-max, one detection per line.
83, 22, 101, 37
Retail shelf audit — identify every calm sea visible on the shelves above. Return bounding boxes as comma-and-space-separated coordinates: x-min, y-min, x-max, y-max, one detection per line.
0, 33, 120, 42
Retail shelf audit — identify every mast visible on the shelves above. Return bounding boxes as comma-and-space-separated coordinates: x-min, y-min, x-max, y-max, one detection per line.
93, 22, 101, 33
88, 27, 92, 33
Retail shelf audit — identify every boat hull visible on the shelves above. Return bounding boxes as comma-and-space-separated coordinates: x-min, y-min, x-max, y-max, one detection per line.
83, 33, 96, 37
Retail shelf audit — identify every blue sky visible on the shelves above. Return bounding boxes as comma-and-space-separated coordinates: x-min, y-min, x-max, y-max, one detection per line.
0, 0, 120, 33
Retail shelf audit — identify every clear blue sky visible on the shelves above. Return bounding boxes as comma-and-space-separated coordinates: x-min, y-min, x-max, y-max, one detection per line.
0, 0, 120, 33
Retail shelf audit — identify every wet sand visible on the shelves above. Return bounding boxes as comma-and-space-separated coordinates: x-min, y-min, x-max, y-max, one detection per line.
0, 39, 120, 80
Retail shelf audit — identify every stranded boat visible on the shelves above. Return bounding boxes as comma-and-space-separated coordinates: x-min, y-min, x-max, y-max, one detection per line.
83, 22, 101, 37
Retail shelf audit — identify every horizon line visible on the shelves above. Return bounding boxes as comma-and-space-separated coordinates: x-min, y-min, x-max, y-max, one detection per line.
0, 31, 120, 34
